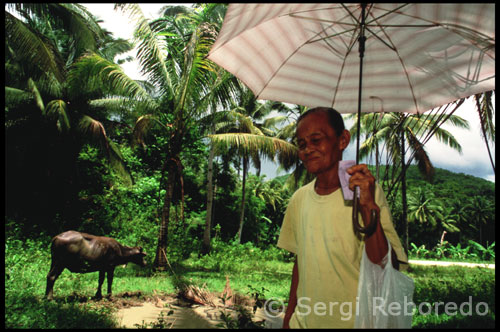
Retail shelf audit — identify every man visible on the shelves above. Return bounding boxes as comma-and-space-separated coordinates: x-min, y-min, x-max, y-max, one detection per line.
278, 107, 408, 328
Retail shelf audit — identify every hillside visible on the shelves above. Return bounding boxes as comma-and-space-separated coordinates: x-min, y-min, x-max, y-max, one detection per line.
273, 165, 495, 198
404, 165, 495, 199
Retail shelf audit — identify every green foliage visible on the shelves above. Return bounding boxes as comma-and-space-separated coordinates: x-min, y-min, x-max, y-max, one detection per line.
409, 241, 495, 262
5, 236, 118, 328
4, 2, 495, 328
216, 304, 266, 329
5, 234, 495, 329
247, 285, 270, 314
407, 265, 495, 328
467, 240, 495, 261
388, 165, 495, 249
188, 237, 293, 273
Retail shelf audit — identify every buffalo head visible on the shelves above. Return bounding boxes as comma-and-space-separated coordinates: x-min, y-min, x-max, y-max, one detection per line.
130, 247, 147, 267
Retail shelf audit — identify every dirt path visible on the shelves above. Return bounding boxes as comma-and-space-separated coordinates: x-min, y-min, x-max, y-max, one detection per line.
409, 260, 495, 269
116, 300, 217, 328
112, 294, 284, 329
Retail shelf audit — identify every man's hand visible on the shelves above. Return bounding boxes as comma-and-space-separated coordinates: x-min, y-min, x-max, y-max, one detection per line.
347, 163, 377, 211
347, 164, 391, 266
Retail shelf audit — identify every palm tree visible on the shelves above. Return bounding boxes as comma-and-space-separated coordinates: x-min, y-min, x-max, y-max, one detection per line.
5, 3, 134, 229
198, 89, 238, 254
465, 196, 494, 245
407, 187, 444, 229
5, 4, 133, 177
94, 3, 237, 268
209, 87, 297, 243
348, 108, 468, 188
347, 104, 469, 252
440, 206, 461, 234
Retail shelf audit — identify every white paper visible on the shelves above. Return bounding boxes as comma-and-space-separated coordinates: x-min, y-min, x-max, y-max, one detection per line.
338, 160, 358, 201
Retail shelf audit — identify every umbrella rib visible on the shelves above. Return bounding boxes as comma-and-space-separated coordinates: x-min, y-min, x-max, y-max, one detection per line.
364, 3, 410, 25
258, 7, 362, 100
289, 13, 358, 27
306, 27, 357, 44
373, 6, 495, 58
369, 12, 420, 114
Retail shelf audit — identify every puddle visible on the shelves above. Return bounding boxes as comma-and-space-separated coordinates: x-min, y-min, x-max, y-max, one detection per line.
116, 301, 216, 328
115, 298, 284, 329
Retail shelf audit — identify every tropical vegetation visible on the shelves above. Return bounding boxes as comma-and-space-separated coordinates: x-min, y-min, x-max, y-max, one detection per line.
5, 3, 495, 329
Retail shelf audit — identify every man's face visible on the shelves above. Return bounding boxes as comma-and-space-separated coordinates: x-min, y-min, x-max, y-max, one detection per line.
296, 111, 349, 175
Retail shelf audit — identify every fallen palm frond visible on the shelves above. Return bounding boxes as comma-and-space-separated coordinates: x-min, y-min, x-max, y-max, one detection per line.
178, 283, 216, 307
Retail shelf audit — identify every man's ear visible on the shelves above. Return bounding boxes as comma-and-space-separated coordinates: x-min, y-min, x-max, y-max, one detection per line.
339, 129, 350, 150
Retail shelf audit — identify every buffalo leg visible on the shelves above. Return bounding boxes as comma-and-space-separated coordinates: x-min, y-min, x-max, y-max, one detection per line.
95, 270, 105, 299
106, 268, 115, 297
46, 263, 64, 300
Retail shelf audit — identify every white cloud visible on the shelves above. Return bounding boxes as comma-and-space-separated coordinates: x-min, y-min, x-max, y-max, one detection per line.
424, 97, 495, 181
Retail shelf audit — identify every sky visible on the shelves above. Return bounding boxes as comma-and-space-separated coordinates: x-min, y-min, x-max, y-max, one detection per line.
82, 3, 495, 183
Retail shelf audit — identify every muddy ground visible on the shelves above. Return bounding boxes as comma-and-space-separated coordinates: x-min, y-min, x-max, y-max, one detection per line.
74, 291, 283, 329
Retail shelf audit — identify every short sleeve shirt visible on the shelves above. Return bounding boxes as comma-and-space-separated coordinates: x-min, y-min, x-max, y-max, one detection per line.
277, 179, 407, 328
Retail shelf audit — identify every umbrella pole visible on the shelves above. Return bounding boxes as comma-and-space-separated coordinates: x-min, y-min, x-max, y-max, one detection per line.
354, 3, 366, 166
353, 3, 377, 236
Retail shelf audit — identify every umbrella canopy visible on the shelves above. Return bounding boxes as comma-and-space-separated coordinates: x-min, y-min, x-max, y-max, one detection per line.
208, 3, 495, 235
208, 3, 495, 115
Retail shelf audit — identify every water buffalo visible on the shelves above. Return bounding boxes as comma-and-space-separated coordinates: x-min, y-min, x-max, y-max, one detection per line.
45, 230, 147, 300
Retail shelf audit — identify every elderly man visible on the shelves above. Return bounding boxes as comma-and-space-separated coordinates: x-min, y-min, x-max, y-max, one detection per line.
278, 107, 408, 328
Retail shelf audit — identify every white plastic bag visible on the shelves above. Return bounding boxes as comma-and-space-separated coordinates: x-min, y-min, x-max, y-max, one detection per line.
354, 239, 415, 328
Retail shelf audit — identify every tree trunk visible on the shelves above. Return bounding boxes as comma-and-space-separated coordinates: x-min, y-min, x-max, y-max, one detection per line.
236, 156, 248, 244
401, 130, 409, 256
154, 160, 176, 270
202, 141, 216, 254
178, 160, 185, 224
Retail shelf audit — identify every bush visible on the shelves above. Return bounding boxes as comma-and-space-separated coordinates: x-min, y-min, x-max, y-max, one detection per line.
409, 241, 495, 262
186, 238, 293, 274
408, 265, 495, 328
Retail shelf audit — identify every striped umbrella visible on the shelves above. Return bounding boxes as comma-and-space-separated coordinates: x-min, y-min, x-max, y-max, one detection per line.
208, 3, 495, 233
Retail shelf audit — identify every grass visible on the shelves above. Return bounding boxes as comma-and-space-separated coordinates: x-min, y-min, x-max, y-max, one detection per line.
406, 265, 495, 328
5, 236, 495, 328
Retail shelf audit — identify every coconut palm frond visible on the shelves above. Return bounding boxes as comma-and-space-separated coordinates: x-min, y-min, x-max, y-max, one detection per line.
12, 3, 105, 55
476, 91, 495, 143
27, 78, 45, 113
428, 126, 463, 154
474, 91, 495, 173
79, 115, 109, 150
55, 3, 103, 56
262, 115, 288, 129
89, 97, 130, 110
79, 115, 133, 185
36, 72, 64, 99
132, 114, 171, 147
276, 122, 297, 140
107, 140, 133, 186
406, 131, 434, 182
46, 99, 70, 132
68, 52, 153, 103
209, 133, 298, 164
5, 86, 34, 107
6, 11, 65, 82
99, 38, 134, 62
116, 4, 173, 96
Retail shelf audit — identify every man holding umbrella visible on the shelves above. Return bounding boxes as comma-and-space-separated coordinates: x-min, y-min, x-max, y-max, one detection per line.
277, 107, 408, 328
208, 2, 494, 328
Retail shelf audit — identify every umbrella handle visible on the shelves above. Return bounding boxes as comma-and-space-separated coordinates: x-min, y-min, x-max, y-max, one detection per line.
352, 187, 378, 236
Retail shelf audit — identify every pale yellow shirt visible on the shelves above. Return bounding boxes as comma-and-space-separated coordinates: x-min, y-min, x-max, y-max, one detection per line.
277, 179, 407, 328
